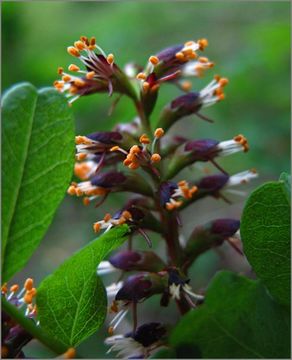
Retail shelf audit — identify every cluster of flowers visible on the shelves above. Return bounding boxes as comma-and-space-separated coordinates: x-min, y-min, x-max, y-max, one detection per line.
3, 36, 257, 359
56, 35, 257, 358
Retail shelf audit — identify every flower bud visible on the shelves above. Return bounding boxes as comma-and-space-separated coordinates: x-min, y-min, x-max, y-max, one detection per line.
109, 250, 165, 272
184, 218, 240, 263
197, 174, 229, 193
90, 171, 126, 188
131, 322, 166, 347
115, 273, 166, 302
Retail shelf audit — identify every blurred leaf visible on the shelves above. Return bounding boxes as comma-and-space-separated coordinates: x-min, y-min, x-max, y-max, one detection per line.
2, 83, 75, 281
241, 177, 291, 306
169, 271, 290, 359
37, 225, 129, 347
279, 172, 291, 205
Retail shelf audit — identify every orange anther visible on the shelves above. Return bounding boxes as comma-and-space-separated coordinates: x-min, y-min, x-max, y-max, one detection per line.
184, 41, 195, 47
149, 56, 159, 65
90, 37, 96, 46
110, 146, 120, 152
150, 84, 160, 93
86, 71, 96, 80
83, 197, 90, 206
62, 75, 71, 82
219, 78, 229, 87
107, 54, 114, 64
68, 64, 80, 72
80, 36, 89, 45
67, 46, 80, 57
63, 348, 76, 359
108, 326, 114, 336
130, 145, 140, 154
1, 283, 8, 294
57, 67, 64, 75
166, 203, 175, 211
198, 56, 209, 63
180, 81, 192, 92
128, 162, 140, 170
151, 153, 161, 163
139, 134, 150, 144
136, 72, 147, 80
24, 278, 34, 291
93, 222, 101, 233
103, 213, 112, 222
74, 79, 85, 87
69, 85, 78, 95
154, 128, 164, 138
74, 40, 86, 51
214, 74, 221, 82
175, 52, 185, 61
123, 158, 132, 166
24, 293, 33, 304
122, 211, 132, 220
142, 81, 150, 92
198, 38, 208, 50
10, 284, 19, 293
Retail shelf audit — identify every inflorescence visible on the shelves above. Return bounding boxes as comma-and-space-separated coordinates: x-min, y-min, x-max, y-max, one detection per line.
2, 35, 258, 359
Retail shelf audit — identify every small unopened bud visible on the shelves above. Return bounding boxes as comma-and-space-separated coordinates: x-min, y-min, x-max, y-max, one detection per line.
109, 250, 165, 272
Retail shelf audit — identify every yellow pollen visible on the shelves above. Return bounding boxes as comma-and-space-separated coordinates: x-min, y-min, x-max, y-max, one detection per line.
103, 213, 112, 222
10, 284, 19, 293
83, 197, 90, 206
181, 81, 192, 91
63, 348, 76, 359
67, 46, 80, 57
107, 54, 114, 64
151, 153, 161, 163
57, 67, 64, 75
62, 75, 71, 82
86, 71, 96, 80
93, 222, 101, 233
149, 56, 159, 65
139, 134, 150, 144
68, 64, 80, 72
24, 278, 34, 291
136, 72, 147, 80
154, 128, 164, 138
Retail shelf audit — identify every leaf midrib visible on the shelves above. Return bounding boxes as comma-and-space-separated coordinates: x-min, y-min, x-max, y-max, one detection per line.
2, 90, 38, 260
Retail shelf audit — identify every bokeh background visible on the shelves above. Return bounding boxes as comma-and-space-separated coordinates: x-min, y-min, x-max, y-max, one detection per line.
2, 1, 290, 358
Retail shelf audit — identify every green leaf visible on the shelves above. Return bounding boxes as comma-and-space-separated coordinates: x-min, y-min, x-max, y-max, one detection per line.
2, 83, 75, 281
279, 172, 291, 205
36, 225, 129, 347
170, 271, 290, 359
241, 178, 291, 306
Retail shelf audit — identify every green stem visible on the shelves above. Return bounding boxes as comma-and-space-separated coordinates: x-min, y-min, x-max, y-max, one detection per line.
2, 297, 69, 356
134, 100, 152, 136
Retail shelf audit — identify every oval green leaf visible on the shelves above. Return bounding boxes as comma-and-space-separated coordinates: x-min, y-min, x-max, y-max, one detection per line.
36, 225, 129, 347
2, 83, 75, 281
241, 177, 291, 306
169, 271, 290, 359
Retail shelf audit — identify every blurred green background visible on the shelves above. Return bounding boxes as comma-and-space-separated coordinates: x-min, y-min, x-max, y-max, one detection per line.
2, 1, 290, 358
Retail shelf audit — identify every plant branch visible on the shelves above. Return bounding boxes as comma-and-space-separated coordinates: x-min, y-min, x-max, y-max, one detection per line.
2, 297, 71, 356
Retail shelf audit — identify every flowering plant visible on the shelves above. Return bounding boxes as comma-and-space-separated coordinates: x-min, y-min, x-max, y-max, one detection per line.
2, 35, 290, 359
